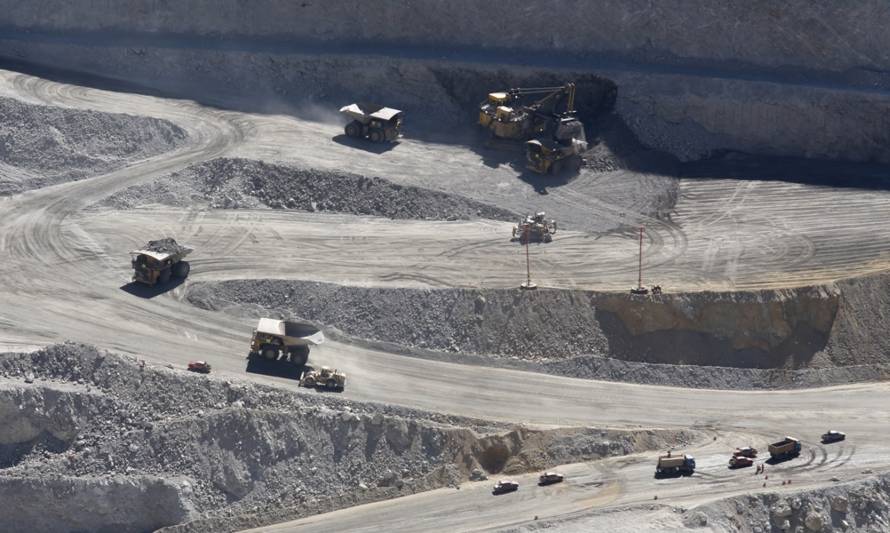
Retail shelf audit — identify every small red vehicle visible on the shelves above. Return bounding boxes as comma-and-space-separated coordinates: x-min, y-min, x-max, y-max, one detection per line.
729, 455, 754, 468
187, 361, 211, 374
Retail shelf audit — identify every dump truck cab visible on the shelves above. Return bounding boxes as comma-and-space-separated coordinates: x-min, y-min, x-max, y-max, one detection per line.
130, 238, 192, 286
248, 318, 325, 367
340, 102, 403, 143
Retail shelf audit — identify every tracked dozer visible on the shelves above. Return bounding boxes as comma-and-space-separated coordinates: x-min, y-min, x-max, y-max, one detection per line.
512, 212, 557, 243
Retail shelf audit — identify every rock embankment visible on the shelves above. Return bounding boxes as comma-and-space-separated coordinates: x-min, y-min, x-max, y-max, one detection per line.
684, 474, 890, 532
0, 344, 692, 532
187, 272, 890, 389
0, 96, 187, 195
104, 157, 517, 221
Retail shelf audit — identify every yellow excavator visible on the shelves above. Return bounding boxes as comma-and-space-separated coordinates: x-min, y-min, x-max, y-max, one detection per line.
479, 83, 577, 141
478, 83, 587, 175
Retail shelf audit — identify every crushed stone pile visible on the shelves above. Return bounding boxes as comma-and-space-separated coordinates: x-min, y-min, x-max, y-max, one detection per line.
142, 237, 190, 255
0, 343, 691, 532
104, 157, 518, 221
187, 274, 890, 390
0, 96, 187, 195
682, 473, 890, 532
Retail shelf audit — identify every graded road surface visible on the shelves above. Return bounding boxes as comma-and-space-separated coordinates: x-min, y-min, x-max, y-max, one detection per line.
2, 68, 890, 531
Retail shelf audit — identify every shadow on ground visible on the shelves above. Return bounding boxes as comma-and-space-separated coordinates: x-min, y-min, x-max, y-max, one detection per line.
331, 134, 398, 154
244, 357, 304, 380
681, 151, 890, 191
119, 278, 185, 299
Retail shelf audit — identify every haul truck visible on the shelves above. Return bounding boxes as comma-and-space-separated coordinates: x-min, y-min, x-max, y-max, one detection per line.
247, 318, 325, 367
768, 437, 801, 461
654, 454, 696, 477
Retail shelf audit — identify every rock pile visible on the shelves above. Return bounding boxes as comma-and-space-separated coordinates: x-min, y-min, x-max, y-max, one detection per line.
104, 157, 517, 221
0, 343, 691, 532
0, 96, 186, 195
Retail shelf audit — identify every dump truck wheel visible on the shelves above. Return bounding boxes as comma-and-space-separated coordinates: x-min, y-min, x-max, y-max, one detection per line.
173, 261, 190, 278
345, 121, 361, 138
326, 379, 337, 390
261, 345, 278, 360
571, 156, 582, 172
159, 268, 172, 284
369, 129, 384, 143
288, 346, 309, 366
544, 233, 553, 243
302, 377, 315, 388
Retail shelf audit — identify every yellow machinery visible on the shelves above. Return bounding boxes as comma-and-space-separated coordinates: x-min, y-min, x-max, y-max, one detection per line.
478, 84, 578, 141
130, 238, 192, 286
525, 116, 588, 174
479, 83, 587, 174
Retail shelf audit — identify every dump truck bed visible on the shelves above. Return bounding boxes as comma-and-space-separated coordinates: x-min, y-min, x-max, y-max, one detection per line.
255, 318, 325, 346
130, 238, 193, 261
340, 102, 402, 122
657, 455, 686, 468
768, 437, 799, 454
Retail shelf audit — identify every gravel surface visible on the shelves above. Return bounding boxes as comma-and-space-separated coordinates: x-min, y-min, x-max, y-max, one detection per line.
683, 474, 890, 532
513, 474, 890, 532
187, 273, 890, 390
0, 343, 692, 532
103, 157, 517, 221
0, 96, 186, 195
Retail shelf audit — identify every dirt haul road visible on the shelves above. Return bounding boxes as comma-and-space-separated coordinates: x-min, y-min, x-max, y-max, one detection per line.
2, 68, 890, 531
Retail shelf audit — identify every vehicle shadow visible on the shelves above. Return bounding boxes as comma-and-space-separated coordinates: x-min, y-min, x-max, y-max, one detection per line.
119, 278, 185, 299
331, 134, 398, 154
764, 456, 797, 465
514, 166, 576, 194
244, 358, 304, 380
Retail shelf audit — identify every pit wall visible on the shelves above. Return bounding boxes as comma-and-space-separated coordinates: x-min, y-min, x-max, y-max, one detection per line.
190, 274, 890, 372
3, 1, 890, 77
3, 38, 890, 164
0, 475, 193, 533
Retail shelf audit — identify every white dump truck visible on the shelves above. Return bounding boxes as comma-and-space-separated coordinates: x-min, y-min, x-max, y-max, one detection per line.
247, 318, 325, 367
339, 102, 403, 143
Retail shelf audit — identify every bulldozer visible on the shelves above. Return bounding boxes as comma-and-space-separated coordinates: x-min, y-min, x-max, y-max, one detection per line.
512, 212, 557, 243
300, 366, 346, 392
247, 318, 325, 367
340, 102, 403, 143
525, 116, 588, 174
478, 83, 577, 142
130, 238, 192, 286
